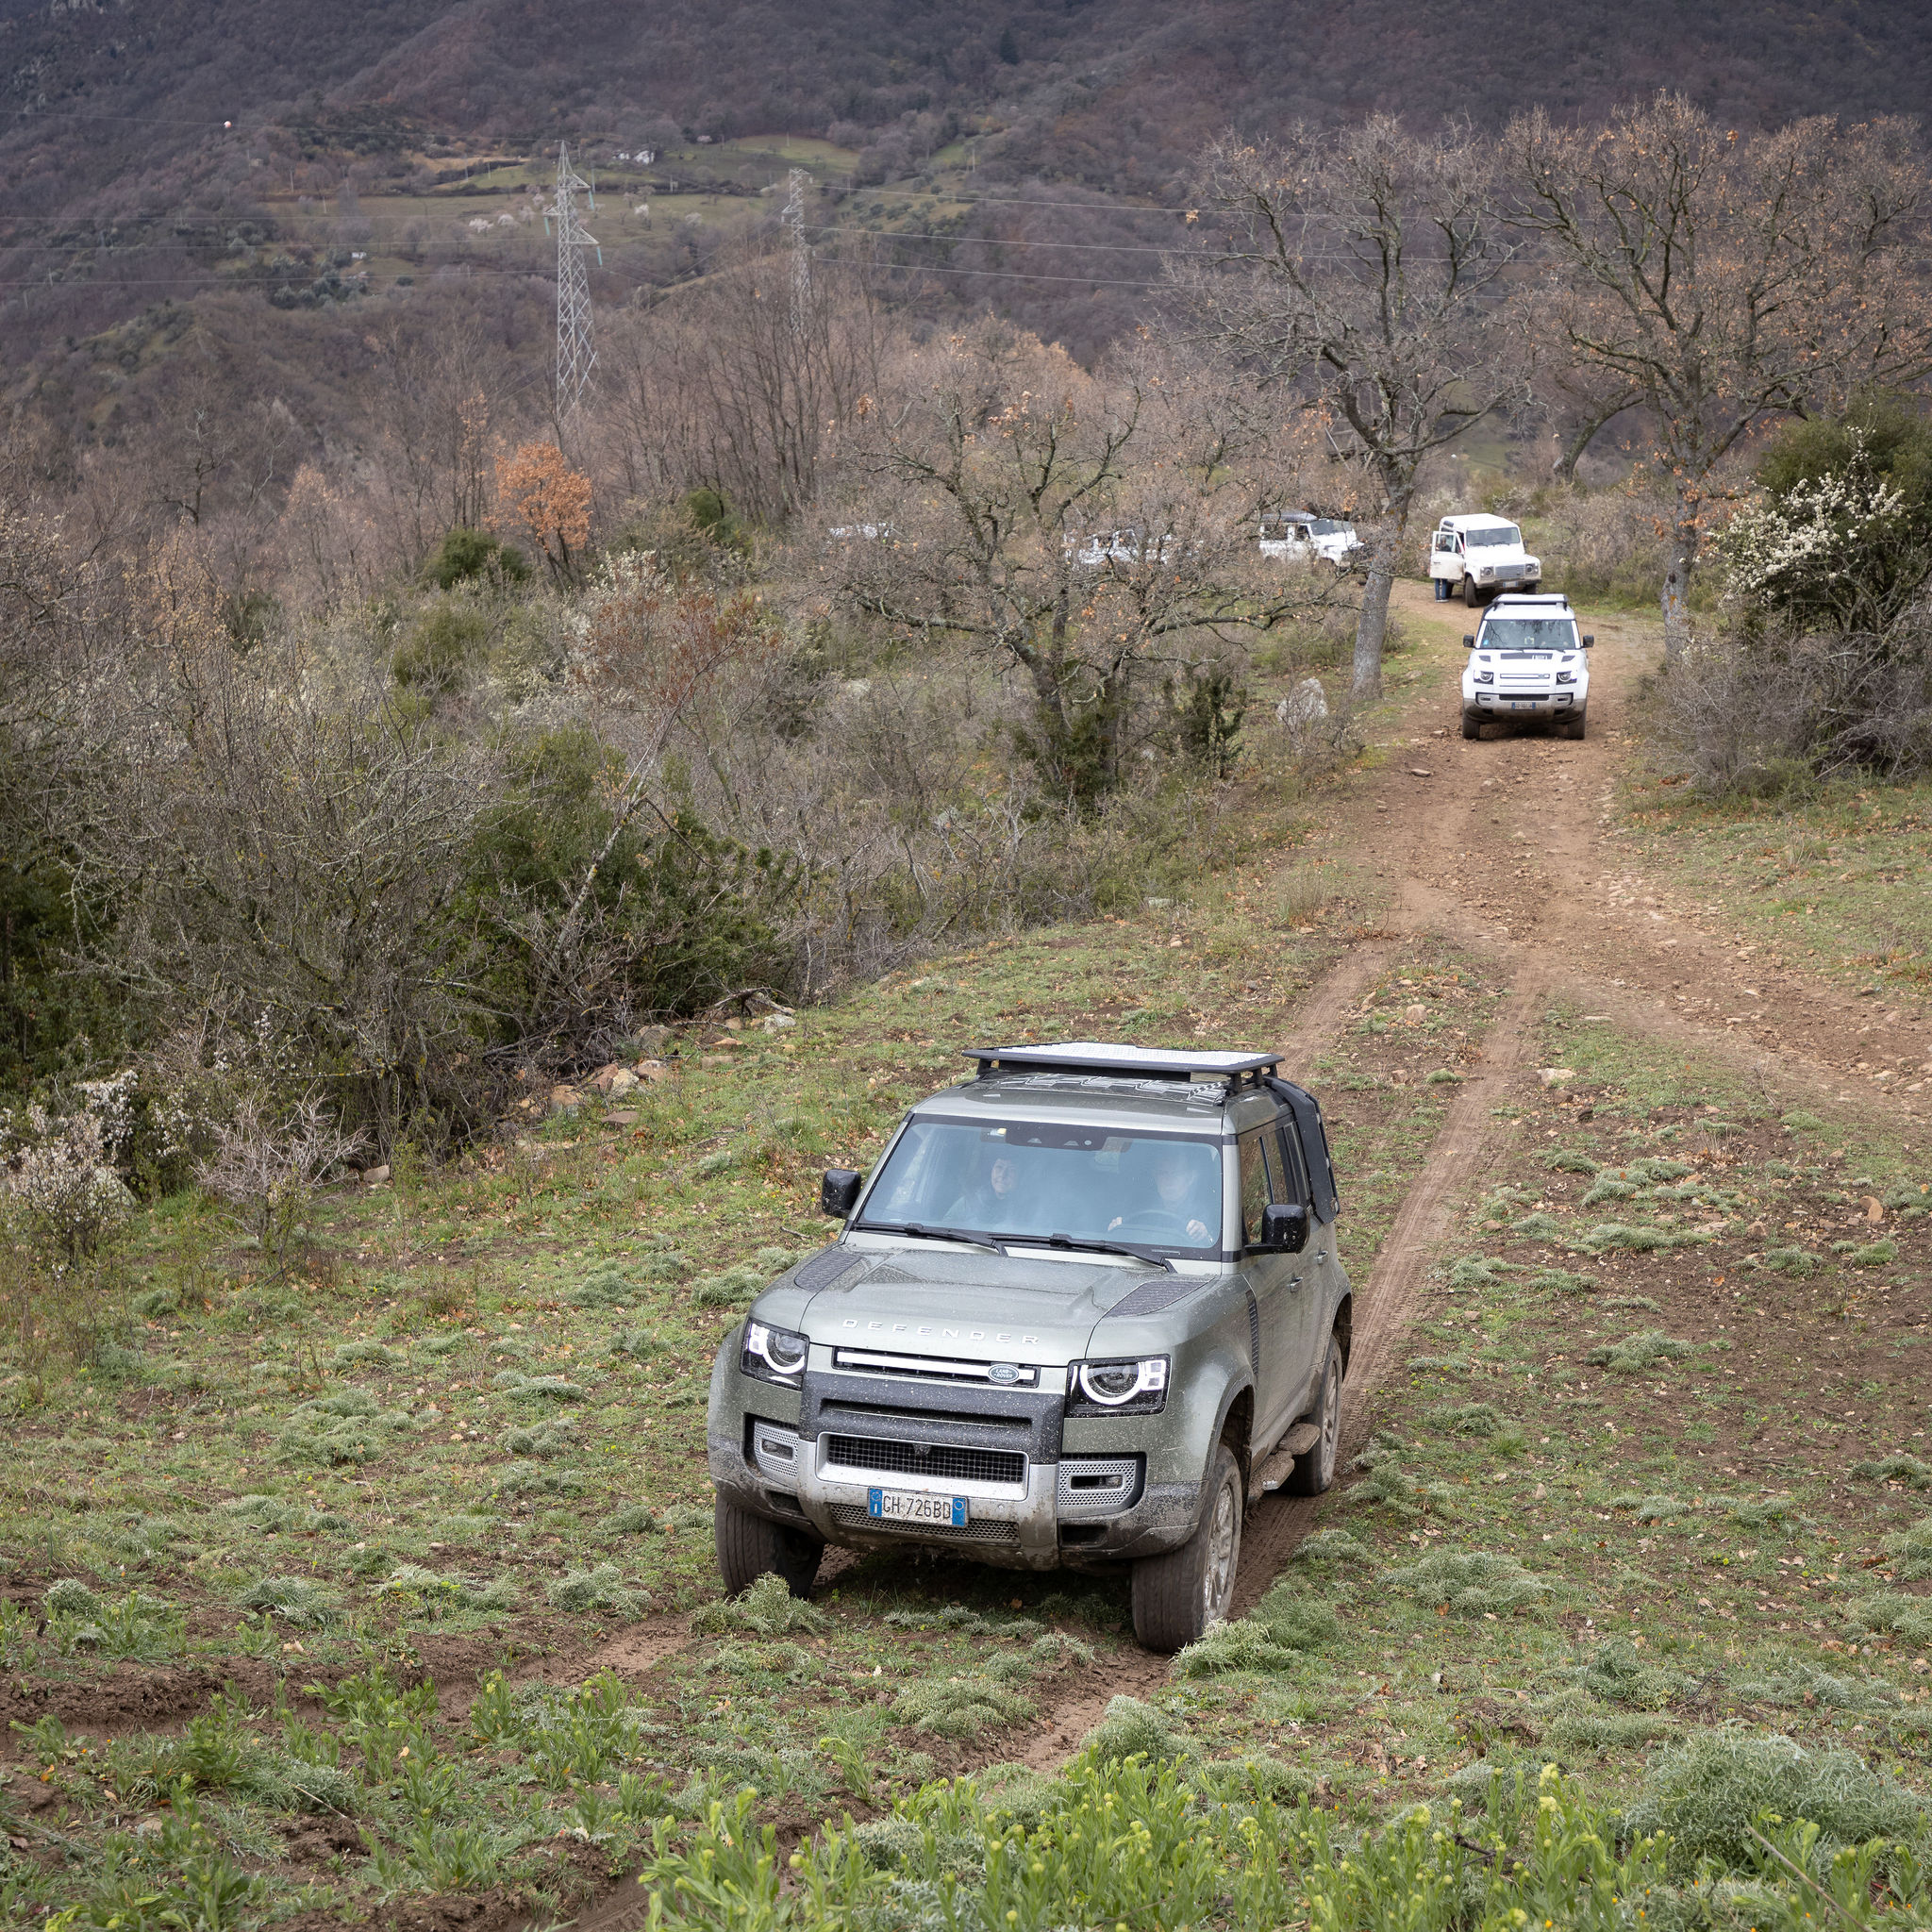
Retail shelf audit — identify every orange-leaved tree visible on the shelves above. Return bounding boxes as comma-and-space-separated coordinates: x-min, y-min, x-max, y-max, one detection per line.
494, 441, 592, 586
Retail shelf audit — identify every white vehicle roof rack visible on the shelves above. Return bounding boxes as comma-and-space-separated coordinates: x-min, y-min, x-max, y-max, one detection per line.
964, 1041, 1282, 1087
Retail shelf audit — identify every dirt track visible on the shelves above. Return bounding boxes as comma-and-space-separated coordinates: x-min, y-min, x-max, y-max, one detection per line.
551, 586, 1928, 1930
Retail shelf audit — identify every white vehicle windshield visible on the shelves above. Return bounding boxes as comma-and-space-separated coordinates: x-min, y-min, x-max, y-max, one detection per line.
1479, 617, 1578, 651
1464, 525, 1523, 548
858, 1119, 1224, 1254
1308, 518, 1349, 537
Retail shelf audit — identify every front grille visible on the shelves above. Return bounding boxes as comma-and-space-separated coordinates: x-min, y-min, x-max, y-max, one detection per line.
824, 1433, 1025, 1486
830, 1504, 1020, 1544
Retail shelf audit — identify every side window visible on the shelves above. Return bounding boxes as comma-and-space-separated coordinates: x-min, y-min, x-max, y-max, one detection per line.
1239, 1130, 1271, 1248
1271, 1122, 1308, 1208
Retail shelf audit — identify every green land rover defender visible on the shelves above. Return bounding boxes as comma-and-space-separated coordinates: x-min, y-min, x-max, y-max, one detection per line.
706, 1042, 1351, 1651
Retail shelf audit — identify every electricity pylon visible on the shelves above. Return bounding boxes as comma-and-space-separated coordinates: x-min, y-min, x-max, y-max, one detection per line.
784, 166, 810, 340
552, 142, 598, 424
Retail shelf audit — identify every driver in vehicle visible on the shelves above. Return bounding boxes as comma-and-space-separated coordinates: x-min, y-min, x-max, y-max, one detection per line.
943, 1149, 1025, 1229
1111, 1145, 1213, 1244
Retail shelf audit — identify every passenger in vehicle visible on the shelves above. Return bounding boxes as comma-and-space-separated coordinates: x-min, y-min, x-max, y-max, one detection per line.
944, 1149, 1027, 1230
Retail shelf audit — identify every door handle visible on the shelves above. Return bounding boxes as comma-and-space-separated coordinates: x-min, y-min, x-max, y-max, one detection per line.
1315, 1251, 1328, 1265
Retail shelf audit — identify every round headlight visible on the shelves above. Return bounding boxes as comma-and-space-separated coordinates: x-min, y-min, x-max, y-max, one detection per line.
1078, 1361, 1144, 1406
764, 1327, 808, 1374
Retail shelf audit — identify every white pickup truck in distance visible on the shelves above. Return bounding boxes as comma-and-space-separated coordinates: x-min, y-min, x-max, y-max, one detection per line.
1258, 511, 1360, 567
1429, 514, 1541, 605
1460, 594, 1593, 740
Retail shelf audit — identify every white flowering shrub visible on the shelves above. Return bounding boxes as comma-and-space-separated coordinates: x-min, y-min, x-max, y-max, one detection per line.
1713, 445, 1926, 626
2, 1090, 137, 1261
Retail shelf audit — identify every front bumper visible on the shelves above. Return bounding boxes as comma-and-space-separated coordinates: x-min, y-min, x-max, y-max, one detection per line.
708, 1357, 1205, 1572
1466, 689, 1578, 717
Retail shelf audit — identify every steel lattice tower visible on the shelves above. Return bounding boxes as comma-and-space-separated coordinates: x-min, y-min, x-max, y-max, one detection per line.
784, 166, 810, 339
553, 143, 598, 423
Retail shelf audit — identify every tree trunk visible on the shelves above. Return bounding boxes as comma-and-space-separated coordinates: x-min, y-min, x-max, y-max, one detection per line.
1661, 496, 1700, 666
1352, 541, 1397, 699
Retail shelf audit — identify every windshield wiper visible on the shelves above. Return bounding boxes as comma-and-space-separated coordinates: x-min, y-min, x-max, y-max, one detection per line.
855, 1221, 1009, 1255
1010, 1232, 1176, 1274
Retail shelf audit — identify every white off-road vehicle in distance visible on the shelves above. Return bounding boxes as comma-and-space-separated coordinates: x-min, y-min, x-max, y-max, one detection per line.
1460, 593, 1593, 740
1258, 511, 1360, 568
1429, 514, 1541, 605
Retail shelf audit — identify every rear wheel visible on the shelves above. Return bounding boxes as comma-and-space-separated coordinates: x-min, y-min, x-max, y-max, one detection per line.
1284, 1338, 1343, 1496
1131, 1442, 1242, 1652
1461, 712, 1481, 741
715, 1494, 824, 1599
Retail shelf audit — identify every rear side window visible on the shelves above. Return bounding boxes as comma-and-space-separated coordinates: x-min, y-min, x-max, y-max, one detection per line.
1239, 1130, 1272, 1247
1270, 1122, 1308, 1207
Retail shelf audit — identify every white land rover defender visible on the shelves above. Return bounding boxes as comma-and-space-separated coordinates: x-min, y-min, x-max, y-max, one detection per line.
1428, 514, 1541, 605
1460, 593, 1594, 740
1258, 511, 1360, 568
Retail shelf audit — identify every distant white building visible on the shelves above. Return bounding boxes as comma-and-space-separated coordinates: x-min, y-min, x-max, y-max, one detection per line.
638, 148, 655, 165
466, 217, 491, 233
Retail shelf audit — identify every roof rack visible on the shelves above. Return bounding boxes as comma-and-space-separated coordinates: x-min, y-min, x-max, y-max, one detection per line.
963, 1041, 1282, 1087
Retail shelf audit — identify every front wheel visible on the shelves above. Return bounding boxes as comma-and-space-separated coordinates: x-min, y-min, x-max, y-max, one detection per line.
1131, 1442, 1242, 1652
715, 1494, 824, 1598
1461, 712, 1481, 741
1568, 708, 1588, 741
1461, 575, 1482, 608
1284, 1337, 1343, 1495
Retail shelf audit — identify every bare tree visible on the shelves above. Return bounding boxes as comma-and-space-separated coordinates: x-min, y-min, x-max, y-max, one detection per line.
596, 234, 890, 526
826, 324, 1322, 804
1509, 94, 1932, 661
1181, 119, 1526, 697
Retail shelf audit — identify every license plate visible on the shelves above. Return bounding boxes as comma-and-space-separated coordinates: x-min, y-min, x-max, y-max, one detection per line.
1507, 700, 1539, 709
868, 1488, 969, 1527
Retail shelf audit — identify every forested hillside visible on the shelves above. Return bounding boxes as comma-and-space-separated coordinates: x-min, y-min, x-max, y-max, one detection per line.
4, 0, 1932, 375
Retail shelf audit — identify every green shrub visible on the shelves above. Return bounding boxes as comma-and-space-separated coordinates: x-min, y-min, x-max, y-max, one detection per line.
547, 1562, 640, 1616
1547, 1708, 1681, 1750
393, 601, 492, 691
240, 1576, 339, 1629
425, 526, 530, 591
1880, 1515, 1932, 1580
376, 1565, 517, 1615
1585, 1329, 1692, 1373
1843, 1591, 1932, 1646
501, 1419, 575, 1457
1432, 1401, 1507, 1436
1382, 1548, 1554, 1617
571, 1264, 640, 1307
492, 1369, 585, 1401
691, 1572, 828, 1637
1575, 1638, 1678, 1710
1625, 1726, 1929, 1875
891, 1659, 1035, 1740
1076, 1695, 1193, 1766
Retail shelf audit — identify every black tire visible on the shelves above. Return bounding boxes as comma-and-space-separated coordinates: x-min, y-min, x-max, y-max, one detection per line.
714, 1494, 824, 1598
1284, 1337, 1343, 1496
1569, 708, 1588, 741
1131, 1442, 1242, 1652
1461, 713, 1481, 741
1461, 575, 1481, 608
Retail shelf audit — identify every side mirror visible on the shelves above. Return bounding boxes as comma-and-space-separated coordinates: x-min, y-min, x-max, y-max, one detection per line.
1581, 634, 1595, 648
1257, 1202, 1310, 1255
1463, 634, 1476, 648
821, 1168, 862, 1218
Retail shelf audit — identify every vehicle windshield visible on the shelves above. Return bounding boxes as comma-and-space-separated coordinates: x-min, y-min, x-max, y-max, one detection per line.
1464, 524, 1523, 548
1309, 519, 1348, 537
857, 1118, 1224, 1254
1478, 617, 1579, 651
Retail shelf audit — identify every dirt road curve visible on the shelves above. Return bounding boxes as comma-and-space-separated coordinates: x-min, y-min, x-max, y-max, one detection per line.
551, 591, 1924, 1929
1238, 583, 1924, 1605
